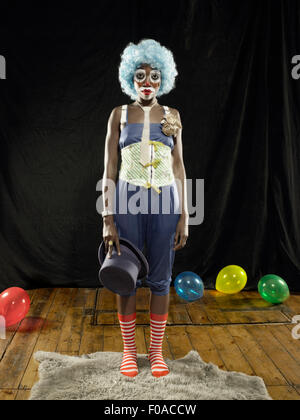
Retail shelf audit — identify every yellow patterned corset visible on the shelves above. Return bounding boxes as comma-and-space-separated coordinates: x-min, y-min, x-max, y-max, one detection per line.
119, 140, 174, 194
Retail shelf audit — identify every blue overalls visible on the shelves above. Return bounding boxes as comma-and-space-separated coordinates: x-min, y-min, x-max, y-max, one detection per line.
113, 104, 181, 296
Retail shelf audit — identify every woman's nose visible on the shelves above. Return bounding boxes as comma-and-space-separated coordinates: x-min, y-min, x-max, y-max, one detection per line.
144, 78, 151, 86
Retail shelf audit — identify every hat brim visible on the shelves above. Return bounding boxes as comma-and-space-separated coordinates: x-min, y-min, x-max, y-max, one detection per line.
98, 237, 149, 279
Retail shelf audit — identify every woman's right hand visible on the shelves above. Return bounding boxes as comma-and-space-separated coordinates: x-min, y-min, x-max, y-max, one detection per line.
102, 215, 121, 258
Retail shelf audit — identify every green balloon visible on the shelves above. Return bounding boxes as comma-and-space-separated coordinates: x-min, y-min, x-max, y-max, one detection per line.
258, 274, 290, 304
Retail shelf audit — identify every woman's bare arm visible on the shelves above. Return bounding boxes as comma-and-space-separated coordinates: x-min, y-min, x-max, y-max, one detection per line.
171, 109, 189, 218
171, 109, 189, 250
102, 106, 121, 217
102, 106, 122, 256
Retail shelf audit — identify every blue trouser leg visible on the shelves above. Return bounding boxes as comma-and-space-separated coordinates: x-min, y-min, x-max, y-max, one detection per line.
145, 212, 180, 296
113, 180, 146, 296
145, 183, 181, 296
113, 180, 180, 297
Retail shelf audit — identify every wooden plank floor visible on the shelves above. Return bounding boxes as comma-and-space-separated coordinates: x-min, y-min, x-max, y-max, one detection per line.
0, 287, 299, 400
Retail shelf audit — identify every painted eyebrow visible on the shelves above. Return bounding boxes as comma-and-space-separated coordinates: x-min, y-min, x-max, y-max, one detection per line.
134, 70, 146, 76
135, 68, 160, 71
134, 68, 160, 77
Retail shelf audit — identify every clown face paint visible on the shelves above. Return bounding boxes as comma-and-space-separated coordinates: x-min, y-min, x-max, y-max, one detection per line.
134, 66, 161, 101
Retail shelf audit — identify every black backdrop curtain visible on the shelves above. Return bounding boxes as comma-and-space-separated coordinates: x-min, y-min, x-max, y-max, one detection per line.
0, 0, 299, 292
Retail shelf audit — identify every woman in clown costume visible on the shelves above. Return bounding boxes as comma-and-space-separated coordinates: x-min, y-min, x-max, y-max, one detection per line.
102, 39, 189, 377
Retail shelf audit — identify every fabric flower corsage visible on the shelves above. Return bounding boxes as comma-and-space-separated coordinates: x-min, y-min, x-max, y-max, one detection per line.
161, 111, 182, 137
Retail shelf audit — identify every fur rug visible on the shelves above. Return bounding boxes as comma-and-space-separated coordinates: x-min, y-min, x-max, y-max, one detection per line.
29, 350, 272, 400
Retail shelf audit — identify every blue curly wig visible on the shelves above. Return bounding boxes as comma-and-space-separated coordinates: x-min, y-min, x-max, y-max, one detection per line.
118, 39, 178, 100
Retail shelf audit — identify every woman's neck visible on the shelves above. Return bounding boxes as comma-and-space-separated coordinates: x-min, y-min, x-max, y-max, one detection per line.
134, 97, 158, 108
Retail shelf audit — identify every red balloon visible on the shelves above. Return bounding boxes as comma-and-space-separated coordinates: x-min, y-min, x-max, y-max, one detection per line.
0, 287, 31, 327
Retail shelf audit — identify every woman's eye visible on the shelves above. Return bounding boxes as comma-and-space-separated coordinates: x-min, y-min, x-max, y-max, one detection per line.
151, 73, 160, 80
135, 72, 145, 80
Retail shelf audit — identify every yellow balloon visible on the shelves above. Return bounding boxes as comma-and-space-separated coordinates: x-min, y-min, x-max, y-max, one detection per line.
216, 265, 247, 294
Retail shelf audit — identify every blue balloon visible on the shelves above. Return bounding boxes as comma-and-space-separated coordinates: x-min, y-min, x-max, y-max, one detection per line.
174, 271, 204, 302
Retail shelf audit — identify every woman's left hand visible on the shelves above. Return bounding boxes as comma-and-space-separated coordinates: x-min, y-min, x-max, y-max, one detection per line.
173, 215, 189, 251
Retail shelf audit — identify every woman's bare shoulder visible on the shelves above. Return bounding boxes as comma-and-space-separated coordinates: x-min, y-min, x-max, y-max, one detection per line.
112, 105, 123, 114
109, 105, 123, 122
166, 106, 179, 113
167, 106, 181, 120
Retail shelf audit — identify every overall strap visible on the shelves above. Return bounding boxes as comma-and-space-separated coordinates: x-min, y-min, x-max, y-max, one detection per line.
120, 105, 128, 127
135, 100, 158, 166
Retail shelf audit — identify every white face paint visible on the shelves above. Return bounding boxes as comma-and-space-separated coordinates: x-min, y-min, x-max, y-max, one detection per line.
134, 68, 161, 100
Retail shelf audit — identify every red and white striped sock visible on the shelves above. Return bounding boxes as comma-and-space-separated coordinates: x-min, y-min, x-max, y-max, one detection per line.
117, 312, 138, 377
148, 312, 170, 377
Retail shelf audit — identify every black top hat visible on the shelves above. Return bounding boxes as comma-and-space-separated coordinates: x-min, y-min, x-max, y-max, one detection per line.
98, 237, 149, 295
